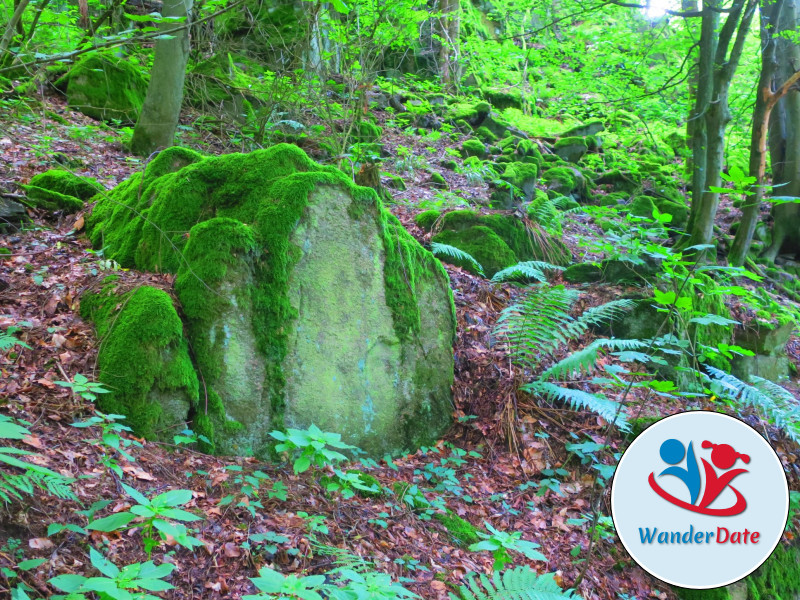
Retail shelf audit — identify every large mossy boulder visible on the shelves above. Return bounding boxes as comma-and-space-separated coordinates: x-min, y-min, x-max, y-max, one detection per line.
84, 144, 456, 458
56, 52, 148, 123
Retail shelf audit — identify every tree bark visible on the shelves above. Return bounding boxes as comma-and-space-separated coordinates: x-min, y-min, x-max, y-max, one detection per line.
685, 0, 757, 255
761, 0, 800, 261
729, 0, 783, 265
130, 0, 194, 156
0, 0, 31, 67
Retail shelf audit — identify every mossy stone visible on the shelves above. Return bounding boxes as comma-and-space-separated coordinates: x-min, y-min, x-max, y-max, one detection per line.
415, 210, 441, 230
432, 226, 516, 277
28, 170, 102, 200
430, 171, 448, 189
86, 144, 456, 458
461, 139, 486, 159
22, 186, 83, 213
357, 121, 383, 143
56, 52, 148, 123
481, 87, 524, 110
562, 119, 605, 137
475, 126, 498, 143
80, 284, 198, 441
435, 510, 481, 546
563, 262, 602, 283
554, 136, 588, 163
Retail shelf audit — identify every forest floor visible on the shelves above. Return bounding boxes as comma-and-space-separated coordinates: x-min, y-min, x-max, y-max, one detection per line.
1, 95, 799, 600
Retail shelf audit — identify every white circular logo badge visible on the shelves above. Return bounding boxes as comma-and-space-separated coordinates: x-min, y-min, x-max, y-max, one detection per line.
611, 411, 789, 589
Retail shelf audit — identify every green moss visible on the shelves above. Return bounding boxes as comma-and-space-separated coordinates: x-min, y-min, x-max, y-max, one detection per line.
746, 542, 800, 600
441, 159, 458, 170
87, 144, 455, 454
500, 162, 538, 190
432, 226, 516, 277
435, 510, 481, 546
563, 262, 602, 284
672, 587, 730, 600
22, 186, 83, 213
475, 126, 498, 143
357, 121, 383, 143
631, 195, 656, 219
450, 101, 491, 126
80, 284, 198, 440
56, 51, 148, 123
461, 139, 486, 159
554, 136, 586, 149
541, 167, 576, 191
430, 171, 448, 189
386, 174, 407, 191
415, 210, 441, 231
481, 87, 524, 110
28, 170, 101, 200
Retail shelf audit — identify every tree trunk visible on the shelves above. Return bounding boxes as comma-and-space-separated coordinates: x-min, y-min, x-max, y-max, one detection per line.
130, 0, 194, 156
685, 0, 719, 234
729, 0, 782, 266
0, 0, 31, 67
437, 0, 460, 88
762, 0, 800, 261
685, 0, 757, 255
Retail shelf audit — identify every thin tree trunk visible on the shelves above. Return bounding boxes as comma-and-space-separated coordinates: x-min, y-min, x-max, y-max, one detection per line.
0, 0, 31, 66
762, 0, 800, 261
686, 0, 757, 254
730, 0, 783, 265
130, 0, 194, 156
686, 0, 720, 234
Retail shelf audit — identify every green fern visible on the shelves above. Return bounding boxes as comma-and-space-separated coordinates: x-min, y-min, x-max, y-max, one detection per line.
541, 338, 647, 381
0, 327, 31, 352
449, 565, 581, 600
523, 381, 631, 432
431, 242, 485, 277
494, 286, 636, 430
705, 366, 800, 443
0, 414, 76, 505
491, 261, 565, 284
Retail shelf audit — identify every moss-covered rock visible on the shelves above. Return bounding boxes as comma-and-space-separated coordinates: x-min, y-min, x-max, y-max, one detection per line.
541, 166, 582, 197
475, 126, 498, 143
56, 52, 148, 123
563, 262, 603, 283
554, 136, 588, 163
420, 209, 571, 266
85, 144, 456, 458
357, 121, 383, 143
481, 87, 524, 110
432, 226, 516, 277
430, 171, 448, 189
435, 510, 482, 545
80, 283, 198, 441
562, 119, 605, 137
450, 101, 491, 127
461, 139, 486, 159
28, 170, 102, 200
22, 186, 84, 213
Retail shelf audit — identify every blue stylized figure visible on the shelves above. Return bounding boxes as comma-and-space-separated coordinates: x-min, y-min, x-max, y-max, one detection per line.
658, 438, 701, 505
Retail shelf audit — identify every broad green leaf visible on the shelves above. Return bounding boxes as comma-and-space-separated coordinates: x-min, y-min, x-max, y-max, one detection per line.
151, 488, 192, 508
86, 512, 135, 532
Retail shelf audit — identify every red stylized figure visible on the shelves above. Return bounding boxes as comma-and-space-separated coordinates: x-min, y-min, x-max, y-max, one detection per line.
697, 441, 749, 512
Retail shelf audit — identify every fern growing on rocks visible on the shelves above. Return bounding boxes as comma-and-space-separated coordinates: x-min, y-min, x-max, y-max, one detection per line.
431, 242, 485, 277
449, 565, 581, 600
491, 261, 565, 284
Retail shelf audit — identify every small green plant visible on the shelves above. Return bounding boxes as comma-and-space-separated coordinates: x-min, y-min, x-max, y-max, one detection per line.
72, 411, 141, 476
296, 511, 329, 535
468, 522, 546, 571
55, 373, 110, 402
219, 466, 287, 517
270, 424, 359, 474
86, 483, 203, 556
244, 567, 327, 600
49, 547, 175, 599
173, 428, 211, 447
0, 327, 31, 353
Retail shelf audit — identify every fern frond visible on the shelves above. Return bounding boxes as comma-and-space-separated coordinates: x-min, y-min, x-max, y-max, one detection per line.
540, 338, 648, 380
575, 299, 636, 329
431, 242, 485, 277
309, 539, 374, 573
449, 565, 581, 600
523, 381, 630, 432
492, 262, 548, 284
494, 286, 580, 368
705, 367, 800, 443
0, 327, 31, 352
